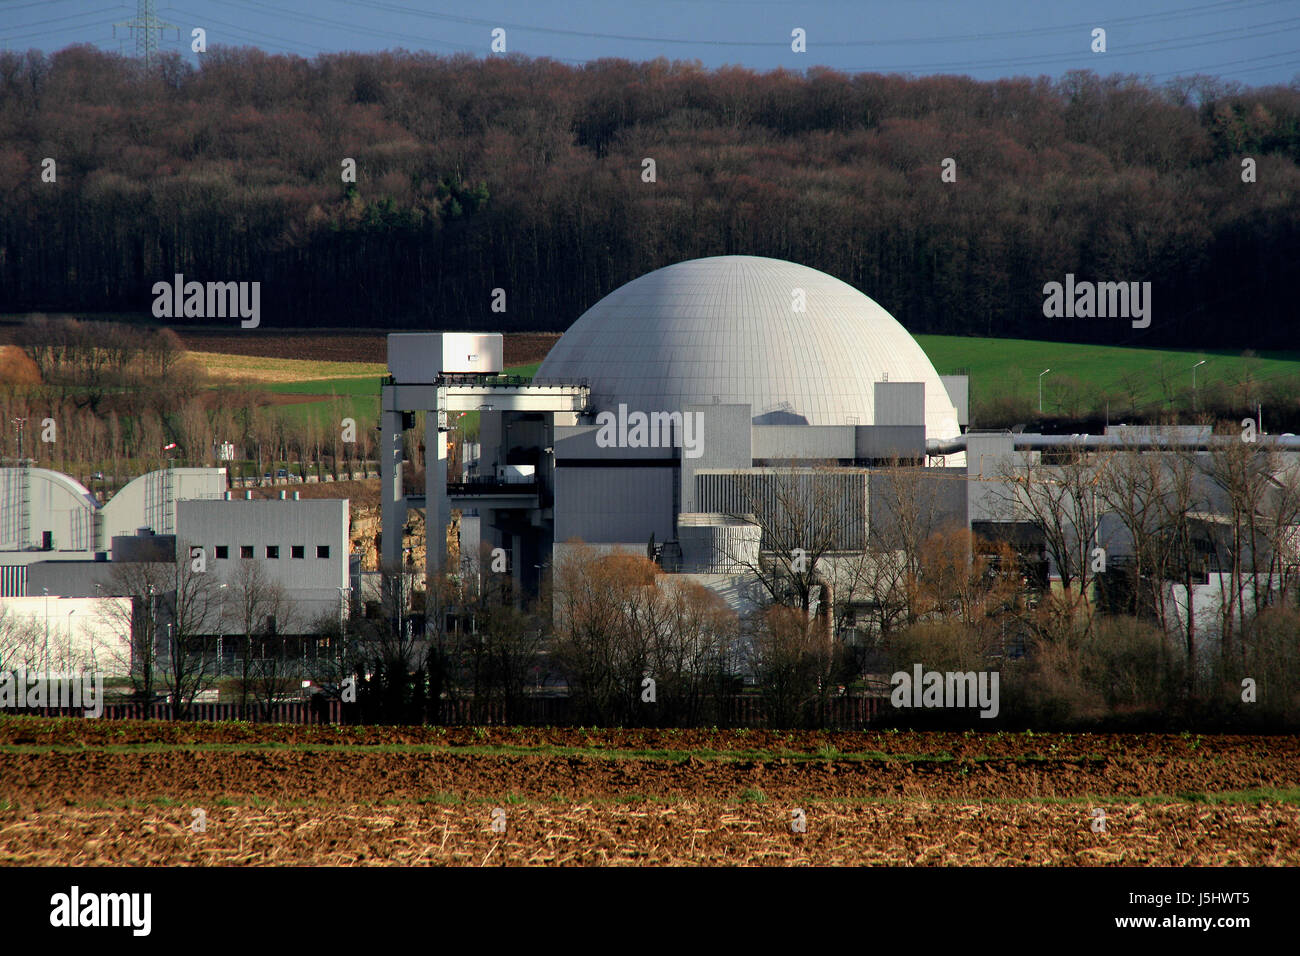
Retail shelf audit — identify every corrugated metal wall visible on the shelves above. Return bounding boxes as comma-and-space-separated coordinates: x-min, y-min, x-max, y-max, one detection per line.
554, 467, 675, 544
695, 469, 868, 551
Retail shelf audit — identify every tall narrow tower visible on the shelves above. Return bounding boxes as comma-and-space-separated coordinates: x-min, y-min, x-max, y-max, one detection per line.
114, 0, 178, 69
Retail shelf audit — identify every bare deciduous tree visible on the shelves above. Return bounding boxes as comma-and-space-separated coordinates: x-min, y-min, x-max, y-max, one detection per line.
103, 547, 221, 717
0, 603, 45, 672
990, 442, 1104, 614
225, 558, 301, 719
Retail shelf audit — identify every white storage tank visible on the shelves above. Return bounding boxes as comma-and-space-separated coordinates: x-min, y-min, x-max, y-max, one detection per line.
677, 513, 761, 573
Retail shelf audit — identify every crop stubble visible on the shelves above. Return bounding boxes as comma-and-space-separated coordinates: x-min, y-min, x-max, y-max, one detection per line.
1, 724, 1297, 866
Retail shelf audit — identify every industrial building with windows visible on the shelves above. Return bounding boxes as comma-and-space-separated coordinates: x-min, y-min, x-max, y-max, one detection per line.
0, 465, 351, 671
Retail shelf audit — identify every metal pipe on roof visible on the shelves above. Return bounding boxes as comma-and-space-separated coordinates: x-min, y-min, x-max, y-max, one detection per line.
927, 433, 1300, 455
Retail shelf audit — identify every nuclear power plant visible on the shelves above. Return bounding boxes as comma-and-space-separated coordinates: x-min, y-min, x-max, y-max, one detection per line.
383, 256, 963, 592
384, 255, 1300, 656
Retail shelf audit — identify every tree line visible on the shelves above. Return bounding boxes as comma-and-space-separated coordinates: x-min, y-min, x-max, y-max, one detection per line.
1, 47, 1297, 348
1, 315, 381, 493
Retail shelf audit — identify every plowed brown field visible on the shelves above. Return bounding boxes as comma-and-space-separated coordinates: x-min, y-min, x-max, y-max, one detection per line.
173, 331, 560, 366
2, 721, 1297, 866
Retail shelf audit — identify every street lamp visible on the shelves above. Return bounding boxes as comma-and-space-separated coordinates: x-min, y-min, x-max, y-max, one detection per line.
337, 585, 350, 628
11, 417, 26, 461
66, 609, 76, 671
217, 583, 228, 677
1191, 360, 1207, 410
336, 585, 350, 678
1038, 368, 1052, 414
146, 583, 156, 684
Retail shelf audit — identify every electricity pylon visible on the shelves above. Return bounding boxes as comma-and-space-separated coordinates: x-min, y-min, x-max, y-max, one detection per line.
114, 0, 178, 69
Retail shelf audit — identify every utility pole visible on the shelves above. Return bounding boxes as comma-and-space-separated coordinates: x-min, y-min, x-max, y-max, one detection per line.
114, 0, 178, 70
12, 417, 25, 460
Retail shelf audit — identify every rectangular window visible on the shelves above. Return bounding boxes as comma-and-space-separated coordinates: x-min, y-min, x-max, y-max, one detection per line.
266, 546, 279, 559
317, 545, 330, 559
215, 546, 229, 560
240, 545, 254, 559
291, 545, 305, 559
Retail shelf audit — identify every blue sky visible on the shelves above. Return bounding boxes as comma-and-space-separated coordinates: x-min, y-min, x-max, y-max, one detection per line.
3, 0, 1299, 85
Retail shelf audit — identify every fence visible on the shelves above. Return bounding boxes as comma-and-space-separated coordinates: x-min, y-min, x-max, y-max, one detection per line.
452, 694, 889, 729
11, 695, 885, 728
16, 700, 343, 722
721, 694, 884, 729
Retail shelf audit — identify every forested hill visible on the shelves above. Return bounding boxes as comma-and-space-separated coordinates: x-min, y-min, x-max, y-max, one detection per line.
1, 47, 1297, 348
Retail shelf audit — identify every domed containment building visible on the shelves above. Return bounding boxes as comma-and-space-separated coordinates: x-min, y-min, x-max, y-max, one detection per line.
380, 255, 971, 597
536, 256, 961, 438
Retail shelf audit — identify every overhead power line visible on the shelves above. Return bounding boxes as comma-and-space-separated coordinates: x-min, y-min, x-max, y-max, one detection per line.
1, 0, 85, 11
2, 13, 123, 45
161, 6, 333, 55
332, 0, 1288, 48
203, 0, 481, 55
839, 18, 1300, 74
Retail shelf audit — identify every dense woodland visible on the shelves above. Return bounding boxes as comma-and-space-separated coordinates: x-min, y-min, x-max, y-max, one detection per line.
0, 46, 1298, 348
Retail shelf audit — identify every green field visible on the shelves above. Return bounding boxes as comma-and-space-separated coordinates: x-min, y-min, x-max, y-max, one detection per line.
243, 338, 1300, 432
915, 336, 1300, 421
259, 362, 544, 434
263, 375, 386, 427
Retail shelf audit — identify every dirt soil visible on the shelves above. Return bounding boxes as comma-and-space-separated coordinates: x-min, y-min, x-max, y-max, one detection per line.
2, 723, 1297, 866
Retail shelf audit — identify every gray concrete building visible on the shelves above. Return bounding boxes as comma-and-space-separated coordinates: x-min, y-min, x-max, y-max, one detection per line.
178, 496, 350, 627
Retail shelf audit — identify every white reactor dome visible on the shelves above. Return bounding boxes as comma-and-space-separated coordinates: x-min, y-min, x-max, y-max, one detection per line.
536, 255, 961, 438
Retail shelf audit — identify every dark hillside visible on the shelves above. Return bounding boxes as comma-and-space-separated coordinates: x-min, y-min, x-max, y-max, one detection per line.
1, 47, 1296, 346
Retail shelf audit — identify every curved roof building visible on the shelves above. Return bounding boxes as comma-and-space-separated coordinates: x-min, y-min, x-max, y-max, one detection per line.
0, 467, 96, 556
536, 255, 960, 441
0, 466, 227, 570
